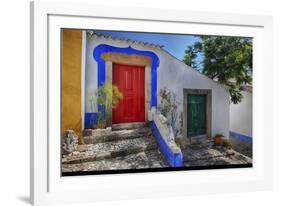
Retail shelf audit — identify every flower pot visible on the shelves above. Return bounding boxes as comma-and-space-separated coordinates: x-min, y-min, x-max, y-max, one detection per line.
214, 135, 223, 146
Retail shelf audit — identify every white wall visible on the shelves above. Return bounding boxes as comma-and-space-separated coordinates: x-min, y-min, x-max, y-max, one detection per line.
157, 50, 230, 137
230, 91, 252, 137
85, 34, 98, 113
85, 34, 230, 137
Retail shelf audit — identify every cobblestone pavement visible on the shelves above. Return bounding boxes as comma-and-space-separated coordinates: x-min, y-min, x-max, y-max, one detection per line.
62, 127, 169, 173
182, 138, 252, 167
62, 128, 252, 173
229, 137, 252, 158
62, 136, 158, 164
62, 150, 168, 172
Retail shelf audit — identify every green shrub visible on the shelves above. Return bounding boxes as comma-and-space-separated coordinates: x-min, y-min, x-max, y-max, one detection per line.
222, 137, 233, 149
95, 83, 123, 128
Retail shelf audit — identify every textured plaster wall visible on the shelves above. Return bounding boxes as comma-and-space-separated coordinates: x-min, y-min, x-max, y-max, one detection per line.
62, 29, 82, 139
85, 34, 230, 137
230, 91, 252, 137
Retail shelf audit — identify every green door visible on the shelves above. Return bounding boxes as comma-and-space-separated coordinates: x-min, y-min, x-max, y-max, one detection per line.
187, 94, 206, 137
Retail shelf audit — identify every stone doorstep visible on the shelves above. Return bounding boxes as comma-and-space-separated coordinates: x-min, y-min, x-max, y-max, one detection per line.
62, 137, 158, 164
83, 127, 152, 144
112, 122, 147, 130
83, 127, 112, 137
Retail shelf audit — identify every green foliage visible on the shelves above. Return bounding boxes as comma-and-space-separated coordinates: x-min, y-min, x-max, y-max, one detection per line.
158, 88, 172, 117
222, 137, 233, 150
92, 83, 123, 129
97, 111, 106, 129
183, 42, 202, 69
183, 36, 252, 104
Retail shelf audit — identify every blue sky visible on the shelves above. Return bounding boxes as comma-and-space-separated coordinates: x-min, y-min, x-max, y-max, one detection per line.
94, 30, 201, 61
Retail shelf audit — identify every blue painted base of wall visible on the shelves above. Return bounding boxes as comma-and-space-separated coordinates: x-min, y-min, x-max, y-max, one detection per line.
229, 131, 252, 144
84, 113, 98, 129
151, 121, 183, 167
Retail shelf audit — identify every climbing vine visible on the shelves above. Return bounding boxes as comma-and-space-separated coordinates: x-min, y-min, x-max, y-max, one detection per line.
158, 88, 179, 136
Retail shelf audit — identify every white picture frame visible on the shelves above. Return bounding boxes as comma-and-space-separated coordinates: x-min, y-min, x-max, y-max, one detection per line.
30, 0, 273, 205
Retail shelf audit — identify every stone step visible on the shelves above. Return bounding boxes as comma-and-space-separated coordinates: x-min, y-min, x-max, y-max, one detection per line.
62, 136, 158, 164
62, 150, 168, 172
83, 127, 152, 144
112, 122, 147, 130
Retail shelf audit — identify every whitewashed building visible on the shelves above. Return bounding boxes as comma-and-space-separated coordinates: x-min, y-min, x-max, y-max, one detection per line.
78, 31, 231, 166
84, 32, 230, 135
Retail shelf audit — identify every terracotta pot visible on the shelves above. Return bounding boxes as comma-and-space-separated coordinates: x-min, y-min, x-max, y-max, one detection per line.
214, 135, 223, 145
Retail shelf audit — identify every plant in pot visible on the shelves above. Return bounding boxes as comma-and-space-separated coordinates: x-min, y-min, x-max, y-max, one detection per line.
213, 134, 224, 146
96, 83, 123, 129
221, 137, 233, 150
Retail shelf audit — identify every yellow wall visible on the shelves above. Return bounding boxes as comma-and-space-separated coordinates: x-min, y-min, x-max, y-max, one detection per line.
62, 29, 82, 143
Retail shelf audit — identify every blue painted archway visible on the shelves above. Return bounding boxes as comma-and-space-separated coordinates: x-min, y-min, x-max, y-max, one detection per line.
93, 44, 160, 109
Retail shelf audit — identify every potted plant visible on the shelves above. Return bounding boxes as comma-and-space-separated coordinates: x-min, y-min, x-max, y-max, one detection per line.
213, 134, 224, 146
96, 83, 123, 129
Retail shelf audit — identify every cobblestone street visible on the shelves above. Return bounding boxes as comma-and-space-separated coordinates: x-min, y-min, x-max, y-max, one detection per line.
62, 127, 252, 174
182, 137, 252, 167
62, 127, 168, 173
63, 150, 168, 172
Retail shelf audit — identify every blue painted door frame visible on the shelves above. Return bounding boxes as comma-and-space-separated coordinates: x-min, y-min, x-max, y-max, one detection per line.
93, 44, 159, 116
85, 44, 160, 129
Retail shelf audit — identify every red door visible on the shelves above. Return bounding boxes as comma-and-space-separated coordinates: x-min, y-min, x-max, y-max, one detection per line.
112, 63, 145, 124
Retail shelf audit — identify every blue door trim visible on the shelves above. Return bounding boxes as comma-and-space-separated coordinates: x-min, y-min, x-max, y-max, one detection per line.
84, 112, 98, 129
93, 44, 160, 111
151, 121, 183, 167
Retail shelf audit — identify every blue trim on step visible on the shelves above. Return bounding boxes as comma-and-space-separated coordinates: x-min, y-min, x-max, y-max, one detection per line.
230, 131, 252, 144
85, 112, 98, 129
151, 121, 183, 167
93, 44, 160, 115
